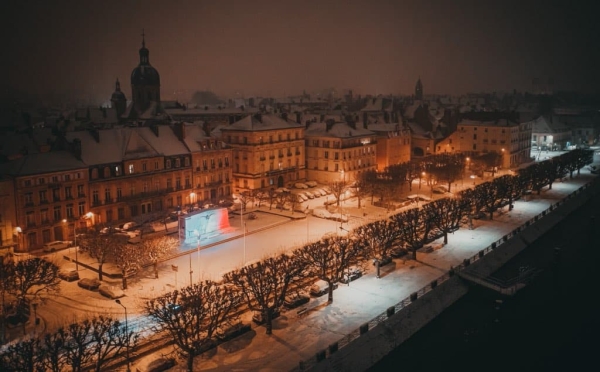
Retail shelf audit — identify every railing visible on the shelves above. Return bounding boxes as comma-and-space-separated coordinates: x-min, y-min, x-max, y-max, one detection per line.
292, 180, 597, 371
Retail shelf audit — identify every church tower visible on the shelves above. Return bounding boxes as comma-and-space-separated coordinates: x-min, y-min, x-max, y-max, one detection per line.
110, 78, 127, 118
415, 77, 423, 101
131, 30, 161, 117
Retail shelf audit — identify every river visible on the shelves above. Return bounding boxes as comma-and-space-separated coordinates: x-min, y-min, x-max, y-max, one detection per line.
370, 192, 600, 372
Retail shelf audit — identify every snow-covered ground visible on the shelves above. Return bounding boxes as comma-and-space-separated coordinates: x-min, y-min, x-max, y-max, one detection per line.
10, 151, 599, 371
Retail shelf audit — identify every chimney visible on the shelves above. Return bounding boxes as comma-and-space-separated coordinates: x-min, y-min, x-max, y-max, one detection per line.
151, 125, 159, 137
296, 112, 302, 124
174, 122, 186, 141
72, 138, 82, 160
281, 112, 288, 121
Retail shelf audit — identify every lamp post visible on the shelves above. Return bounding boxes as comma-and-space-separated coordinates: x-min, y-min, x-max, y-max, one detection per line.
305, 206, 310, 244
115, 299, 130, 372
63, 219, 78, 270
501, 148, 505, 172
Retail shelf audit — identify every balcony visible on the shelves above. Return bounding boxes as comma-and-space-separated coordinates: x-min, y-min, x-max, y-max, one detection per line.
266, 166, 296, 176
92, 200, 102, 206
287, 152, 292, 157
196, 166, 201, 171
26, 222, 36, 227
295, 151, 301, 155
269, 155, 275, 159
260, 157, 266, 161
278, 154, 284, 158
40, 200, 49, 205
25, 202, 34, 207
78, 193, 86, 198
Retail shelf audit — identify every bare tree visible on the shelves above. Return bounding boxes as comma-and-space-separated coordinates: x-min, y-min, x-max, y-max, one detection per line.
353, 220, 398, 261
267, 187, 277, 210
111, 243, 143, 290
389, 208, 433, 257
224, 253, 306, 335
0, 337, 41, 372
1, 256, 15, 344
62, 319, 95, 372
329, 180, 348, 207
423, 197, 469, 244
141, 236, 179, 279
237, 191, 251, 212
295, 237, 360, 303
145, 281, 240, 372
79, 228, 126, 281
353, 170, 375, 208
12, 257, 60, 304
89, 315, 138, 372
39, 329, 68, 372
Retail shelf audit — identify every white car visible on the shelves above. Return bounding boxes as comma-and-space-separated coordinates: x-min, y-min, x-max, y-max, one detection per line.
432, 185, 449, 194
305, 181, 318, 187
303, 191, 315, 199
43, 241, 72, 253
294, 183, 309, 189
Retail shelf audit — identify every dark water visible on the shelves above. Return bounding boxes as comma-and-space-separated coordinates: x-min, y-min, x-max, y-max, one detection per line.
370, 193, 600, 372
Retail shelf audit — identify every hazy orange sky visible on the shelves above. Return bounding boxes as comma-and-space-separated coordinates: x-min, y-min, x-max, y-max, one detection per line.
2, 0, 598, 102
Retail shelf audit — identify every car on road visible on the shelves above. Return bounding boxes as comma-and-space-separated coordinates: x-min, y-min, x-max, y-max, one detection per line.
77, 278, 100, 290
58, 269, 80, 282
98, 285, 125, 299
43, 240, 72, 253
284, 290, 310, 309
309, 279, 338, 297
120, 221, 138, 231
294, 183, 309, 189
305, 181, 318, 187
340, 266, 362, 284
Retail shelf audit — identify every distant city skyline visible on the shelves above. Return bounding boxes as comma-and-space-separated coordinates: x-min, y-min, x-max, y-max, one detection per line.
2, 0, 598, 104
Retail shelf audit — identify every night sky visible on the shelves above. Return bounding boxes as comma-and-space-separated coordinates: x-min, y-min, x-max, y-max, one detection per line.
2, 0, 598, 102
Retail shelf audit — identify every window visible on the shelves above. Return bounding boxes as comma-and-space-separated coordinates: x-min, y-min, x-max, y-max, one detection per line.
105, 188, 111, 202
142, 162, 147, 171
324, 151, 329, 159
128, 164, 134, 174
65, 174, 71, 181
66, 204, 73, 218
39, 190, 47, 203
115, 166, 121, 176
26, 211, 35, 227
38, 178, 45, 185
118, 208, 125, 220
24, 180, 32, 187
78, 202, 85, 216
166, 160, 171, 169
77, 185, 85, 197
65, 186, 72, 199
52, 188, 60, 201
175, 159, 181, 167
103, 167, 110, 178
473, 134, 477, 140
184, 157, 190, 166
53, 206, 61, 221
92, 190, 99, 203
23, 192, 33, 206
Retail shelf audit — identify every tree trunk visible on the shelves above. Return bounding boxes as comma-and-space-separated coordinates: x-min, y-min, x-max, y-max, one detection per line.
98, 263, 103, 281
489, 211, 494, 220
327, 281, 334, 303
265, 309, 273, 335
443, 232, 448, 245
153, 262, 158, 279
187, 353, 194, 372
122, 275, 128, 290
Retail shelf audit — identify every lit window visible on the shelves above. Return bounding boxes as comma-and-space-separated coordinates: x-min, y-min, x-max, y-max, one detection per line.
128, 164, 134, 174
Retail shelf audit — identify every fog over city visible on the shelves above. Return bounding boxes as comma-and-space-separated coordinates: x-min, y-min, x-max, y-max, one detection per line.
2, 0, 599, 103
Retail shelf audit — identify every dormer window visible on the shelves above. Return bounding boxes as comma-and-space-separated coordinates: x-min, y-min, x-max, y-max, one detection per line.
128, 164, 134, 174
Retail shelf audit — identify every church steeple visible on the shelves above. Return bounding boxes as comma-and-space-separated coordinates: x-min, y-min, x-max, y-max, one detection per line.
139, 29, 149, 65
415, 77, 423, 101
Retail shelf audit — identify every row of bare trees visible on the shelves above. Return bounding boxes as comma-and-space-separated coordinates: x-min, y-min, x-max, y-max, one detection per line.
0, 315, 137, 372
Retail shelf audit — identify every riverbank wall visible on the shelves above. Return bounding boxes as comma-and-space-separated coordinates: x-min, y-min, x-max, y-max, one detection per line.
303, 178, 600, 372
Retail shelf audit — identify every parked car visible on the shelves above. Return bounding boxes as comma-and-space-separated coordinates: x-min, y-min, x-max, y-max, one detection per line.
340, 266, 362, 284
296, 193, 307, 202
58, 269, 79, 282
294, 183, 309, 189
313, 208, 332, 219
43, 240, 72, 253
77, 278, 100, 290
252, 309, 281, 324
120, 221, 138, 231
305, 181, 318, 187
373, 256, 393, 267
217, 321, 251, 341
303, 191, 315, 199
99, 285, 125, 299
284, 290, 310, 309
310, 280, 338, 297
432, 185, 449, 194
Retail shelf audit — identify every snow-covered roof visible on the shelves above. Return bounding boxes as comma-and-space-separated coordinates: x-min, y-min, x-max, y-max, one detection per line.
223, 114, 303, 132
135, 126, 189, 156
457, 118, 519, 128
0, 151, 87, 176
304, 121, 375, 138
529, 116, 571, 133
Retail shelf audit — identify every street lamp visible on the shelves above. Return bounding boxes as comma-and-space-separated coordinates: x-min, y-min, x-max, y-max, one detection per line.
63, 219, 78, 270
115, 299, 130, 372
305, 206, 310, 244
